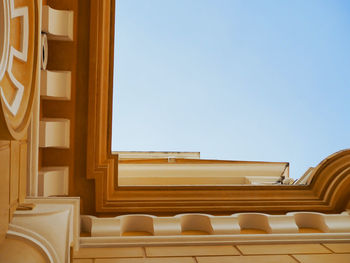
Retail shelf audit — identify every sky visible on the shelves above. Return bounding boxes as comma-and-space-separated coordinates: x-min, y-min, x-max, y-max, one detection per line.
112, 0, 350, 179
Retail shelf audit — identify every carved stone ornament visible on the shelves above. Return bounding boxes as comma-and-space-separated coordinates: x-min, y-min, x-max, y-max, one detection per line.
0, 0, 39, 139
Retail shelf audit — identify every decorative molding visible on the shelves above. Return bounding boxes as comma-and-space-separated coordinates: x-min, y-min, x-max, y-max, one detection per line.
82, 212, 350, 237
0, 0, 10, 81
80, 232, 350, 247
86, 0, 118, 210
38, 166, 69, 196
0, 0, 40, 139
7, 224, 57, 263
24, 197, 81, 251
86, 0, 350, 215
41, 33, 48, 70
39, 118, 70, 148
9, 197, 80, 262
80, 211, 350, 247
2, 1, 29, 115
41, 5, 73, 41
40, 70, 71, 100
3, 1, 28, 115
28, 95, 40, 197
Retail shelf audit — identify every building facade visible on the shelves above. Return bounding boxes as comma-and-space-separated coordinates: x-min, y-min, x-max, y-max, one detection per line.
0, 0, 350, 262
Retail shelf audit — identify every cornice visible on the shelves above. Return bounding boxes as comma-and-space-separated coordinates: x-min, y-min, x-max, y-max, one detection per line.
80, 211, 350, 247
86, 0, 350, 215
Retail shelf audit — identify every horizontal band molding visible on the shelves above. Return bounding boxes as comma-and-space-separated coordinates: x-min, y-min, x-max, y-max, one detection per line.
97, 148, 350, 214
82, 212, 350, 238
86, 0, 350, 215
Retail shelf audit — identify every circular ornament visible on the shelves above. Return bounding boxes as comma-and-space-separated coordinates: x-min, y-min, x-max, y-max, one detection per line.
0, 0, 39, 139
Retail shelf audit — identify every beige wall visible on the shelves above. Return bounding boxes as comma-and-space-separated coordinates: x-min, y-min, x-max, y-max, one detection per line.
0, 237, 48, 263
0, 140, 27, 243
73, 243, 350, 263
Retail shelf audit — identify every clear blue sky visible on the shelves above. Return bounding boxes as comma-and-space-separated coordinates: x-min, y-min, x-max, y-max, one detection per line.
112, 0, 350, 179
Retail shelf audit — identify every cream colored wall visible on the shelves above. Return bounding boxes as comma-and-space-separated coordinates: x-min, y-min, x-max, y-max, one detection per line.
118, 162, 287, 186
0, 237, 48, 263
73, 243, 350, 263
0, 140, 27, 242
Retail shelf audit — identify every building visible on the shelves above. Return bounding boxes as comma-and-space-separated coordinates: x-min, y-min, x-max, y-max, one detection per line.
0, 0, 350, 262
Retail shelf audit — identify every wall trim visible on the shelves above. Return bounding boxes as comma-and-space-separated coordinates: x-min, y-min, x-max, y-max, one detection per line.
86, 0, 350, 215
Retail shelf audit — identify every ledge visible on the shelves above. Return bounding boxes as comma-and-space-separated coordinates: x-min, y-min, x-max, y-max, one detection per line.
82, 211, 350, 237
80, 233, 350, 247
80, 211, 350, 247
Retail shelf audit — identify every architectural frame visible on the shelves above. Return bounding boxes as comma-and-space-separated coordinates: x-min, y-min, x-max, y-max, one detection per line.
86, 0, 350, 215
